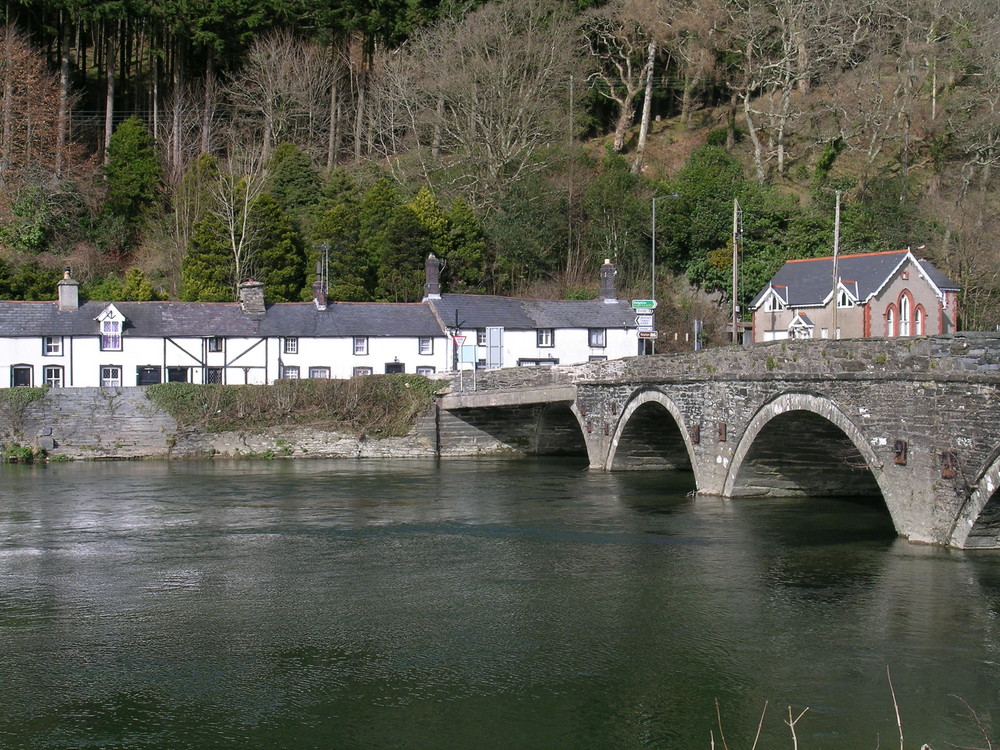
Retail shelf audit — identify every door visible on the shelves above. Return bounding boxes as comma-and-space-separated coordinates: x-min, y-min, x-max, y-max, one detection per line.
486, 326, 503, 370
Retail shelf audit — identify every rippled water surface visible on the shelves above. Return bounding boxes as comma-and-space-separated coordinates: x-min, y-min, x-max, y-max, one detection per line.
0, 458, 998, 749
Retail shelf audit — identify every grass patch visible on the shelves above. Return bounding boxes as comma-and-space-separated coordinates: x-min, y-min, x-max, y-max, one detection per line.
146, 375, 440, 437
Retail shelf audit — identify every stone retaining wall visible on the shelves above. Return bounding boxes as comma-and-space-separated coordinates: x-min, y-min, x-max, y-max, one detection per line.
0, 387, 439, 460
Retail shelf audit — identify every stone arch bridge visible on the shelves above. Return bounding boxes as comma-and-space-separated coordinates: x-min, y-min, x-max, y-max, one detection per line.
437, 334, 1000, 549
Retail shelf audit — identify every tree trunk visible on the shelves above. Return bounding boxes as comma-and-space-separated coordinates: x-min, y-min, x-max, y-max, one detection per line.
632, 39, 657, 174
1, 28, 12, 178
743, 91, 766, 184
104, 22, 116, 164
56, 16, 70, 178
201, 51, 214, 154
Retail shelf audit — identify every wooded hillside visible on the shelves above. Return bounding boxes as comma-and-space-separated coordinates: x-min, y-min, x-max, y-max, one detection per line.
1, 0, 997, 346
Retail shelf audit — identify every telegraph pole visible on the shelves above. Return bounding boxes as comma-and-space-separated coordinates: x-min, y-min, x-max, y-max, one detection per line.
732, 198, 741, 344
832, 190, 842, 339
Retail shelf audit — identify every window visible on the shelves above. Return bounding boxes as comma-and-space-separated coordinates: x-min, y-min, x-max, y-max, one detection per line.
167, 367, 189, 383
416, 366, 436, 376
419, 337, 433, 355
43, 366, 63, 388
886, 305, 897, 337
899, 295, 911, 336
588, 356, 607, 362
281, 366, 300, 379
283, 337, 298, 354
308, 367, 330, 379
100, 366, 122, 387
837, 289, 856, 308
385, 362, 405, 374
476, 329, 487, 346
206, 336, 223, 353
206, 367, 223, 384
764, 293, 785, 312
821, 328, 829, 339
101, 319, 122, 351
588, 328, 606, 348
136, 366, 162, 386
11, 365, 32, 387
518, 358, 559, 367
43, 336, 63, 356
353, 337, 368, 355
536, 328, 554, 348
353, 366, 373, 377
915, 306, 925, 335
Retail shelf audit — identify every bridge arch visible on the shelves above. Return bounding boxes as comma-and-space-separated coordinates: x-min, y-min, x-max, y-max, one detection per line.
724, 393, 898, 523
607, 389, 699, 484
950, 454, 1000, 549
533, 402, 589, 458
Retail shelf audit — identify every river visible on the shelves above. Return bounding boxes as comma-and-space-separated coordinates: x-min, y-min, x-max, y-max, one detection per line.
0, 458, 997, 749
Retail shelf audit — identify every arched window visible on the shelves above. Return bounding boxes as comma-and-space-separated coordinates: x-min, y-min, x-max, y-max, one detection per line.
886, 305, 897, 337
914, 305, 925, 335
899, 294, 911, 336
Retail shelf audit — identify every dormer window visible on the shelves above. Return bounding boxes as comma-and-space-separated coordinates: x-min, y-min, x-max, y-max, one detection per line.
96, 304, 125, 352
837, 289, 856, 308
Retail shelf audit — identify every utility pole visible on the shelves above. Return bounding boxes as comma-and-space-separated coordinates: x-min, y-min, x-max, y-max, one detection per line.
832, 190, 842, 339
732, 198, 741, 344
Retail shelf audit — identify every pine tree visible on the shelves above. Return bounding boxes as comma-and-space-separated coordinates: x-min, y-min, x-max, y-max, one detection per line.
104, 116, 163, 221
254, 194, 308, 302
181, 213, 233, 301
446, 197, 488, 293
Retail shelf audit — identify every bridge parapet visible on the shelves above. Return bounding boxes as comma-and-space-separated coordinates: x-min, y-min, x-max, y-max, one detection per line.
449, 335, 1000, 395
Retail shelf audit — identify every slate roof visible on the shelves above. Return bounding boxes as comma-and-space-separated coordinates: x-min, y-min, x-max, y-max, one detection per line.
0, 300, 446, 338
750, 250, 959, 309
429, 294, 635, 330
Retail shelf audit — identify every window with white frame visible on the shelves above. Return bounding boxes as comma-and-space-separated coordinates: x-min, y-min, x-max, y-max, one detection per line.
100, 320, 122, 351
837, 289, 856, 308
206, 336, 223, 352
43, 365, 64, 387
281, 365, 300, 379
284, 337, 298, 354
353, 366, 373, 377
416, 366, 436, 376
588, 328, 606, 348
43, 336, 63, 356
419, 337, 433, 355
476, 329, 487, 346
764, 293, 785, 312
100, 365, 122, 387
353, 337, 368, 355
536, 328, 554, 347
308, 367, 330, 379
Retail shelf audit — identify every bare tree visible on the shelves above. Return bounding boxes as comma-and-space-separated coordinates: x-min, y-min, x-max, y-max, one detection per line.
225, 31, 337, 165
0, 25, 65, 189
583, 0, 657, 154
383, 0, 579, 209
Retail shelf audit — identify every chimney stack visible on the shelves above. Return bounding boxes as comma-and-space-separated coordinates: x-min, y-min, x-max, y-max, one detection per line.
423, 253, 442, 301
238, 279, 266, 318
600, 259, 617, 303
57, 267, 79, 311
312, 261, 327, 310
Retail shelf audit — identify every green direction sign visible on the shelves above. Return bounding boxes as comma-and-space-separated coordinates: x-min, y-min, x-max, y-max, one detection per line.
631, 299, 657, 310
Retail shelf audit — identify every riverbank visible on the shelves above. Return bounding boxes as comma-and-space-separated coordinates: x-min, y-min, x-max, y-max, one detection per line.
0, 380, 444, 461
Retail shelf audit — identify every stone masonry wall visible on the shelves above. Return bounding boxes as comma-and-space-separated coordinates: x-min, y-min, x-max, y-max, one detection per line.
1, 387, 439, 460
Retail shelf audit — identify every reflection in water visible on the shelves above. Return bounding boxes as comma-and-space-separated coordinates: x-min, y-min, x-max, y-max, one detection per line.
0, 459, 997, 749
